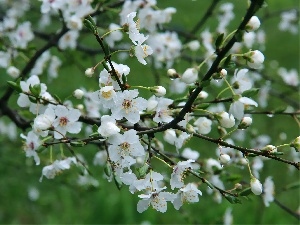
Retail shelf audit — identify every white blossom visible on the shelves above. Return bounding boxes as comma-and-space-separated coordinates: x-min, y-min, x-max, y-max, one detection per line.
111, 89, 147, 124
137, 187, 176, 213
194, 117, 212, 134
263, 176, 274, 207
52, 105, 82, 139
173, 183, 202, 210
20, 131, 41, 165
170, 159, 194, 189
181, 68, 198, 84
98, 115, 120, 138
40, 157, 77, 181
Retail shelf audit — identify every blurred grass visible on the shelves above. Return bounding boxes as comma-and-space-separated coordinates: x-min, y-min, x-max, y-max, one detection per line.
0, 0, 299, 224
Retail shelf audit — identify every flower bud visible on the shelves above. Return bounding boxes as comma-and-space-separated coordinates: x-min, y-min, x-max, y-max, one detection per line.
76, 104, 84, 110
150, 86, 166, 97
167, 68, 179, 79
220, 68, 227, 76
246, 16, 261, 31
234, 183, 243, 190
85, 67, 94, 77
73, 89, 84, 99
198, 91, 208, 99
219, 153, 231, 165
261, 145, 277, 153
245, 50, 265, 69
181, 68, 198, 84
187, 40, 200, 51
250, 177, 263, 195
290, 136, 300, 152
238, 116, 252, 129
7, 66, 20, 78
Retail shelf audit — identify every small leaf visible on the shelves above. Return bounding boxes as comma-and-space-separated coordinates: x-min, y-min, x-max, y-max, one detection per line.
113, 172, 122, 190
7, 81, 22, 93
196, 103, 210, 109
223, 54, 232, 68
224, 194, 242, 204
239, 187, 252, 196
70, 141, 86, 147
53, 94, 62, 103
136, 164, 149, 179
92, 124, 99, 133
83, 19, 96, 33
28, 95, 38, 103
29, 84, 41, 97
273, 106, 287, 113
104, 162, 112, 177
234, 30, 244, 42
215, 33, 224, 49
284, 181, 300, 191
242, 88, 260, 98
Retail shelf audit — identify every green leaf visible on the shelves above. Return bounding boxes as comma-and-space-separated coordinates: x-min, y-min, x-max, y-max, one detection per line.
92, 124, 99, 133
86, 15, 96, 27
273, 106, 287, 113
215, 33, 224, 49
113, 172, 122, 190
224, 194, 242, 204
53, 94, 62, 103
223, 54, 232, 68
29, 84, 41, 97
224, 174, 242, 183
136, 164, 149, 179
242, 88, 260, 98
70, 141, 86, 147
83, 19, 96, 33
234, 30, 244, 42
196, 103, 210, 109
7, 81, 22, 93
104, 162, 112, 177
28, 95, 38, 103
238, 187, 252, 196
284, 181, 300, 191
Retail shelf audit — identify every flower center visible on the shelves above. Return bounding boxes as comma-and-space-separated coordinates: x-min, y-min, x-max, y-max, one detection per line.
101, 90, 112, 99
122, 99, 132, 109
120, 142, 130, 151
59, 117, 68, 126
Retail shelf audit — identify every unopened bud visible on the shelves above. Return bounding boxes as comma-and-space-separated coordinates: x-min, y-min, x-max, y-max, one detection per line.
167, 68, 179, 79
250, 177, 263, 195
290, 136, 300, 152
73, 89, 84, 99
261, 145, 277, 153
150, 86, 166, 97
85, 67, 94, 77
238, 117, 252, 129
219, 153, 231, 165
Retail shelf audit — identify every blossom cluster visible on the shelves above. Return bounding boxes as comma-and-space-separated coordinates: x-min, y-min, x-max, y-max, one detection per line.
0, 0, 298, 216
